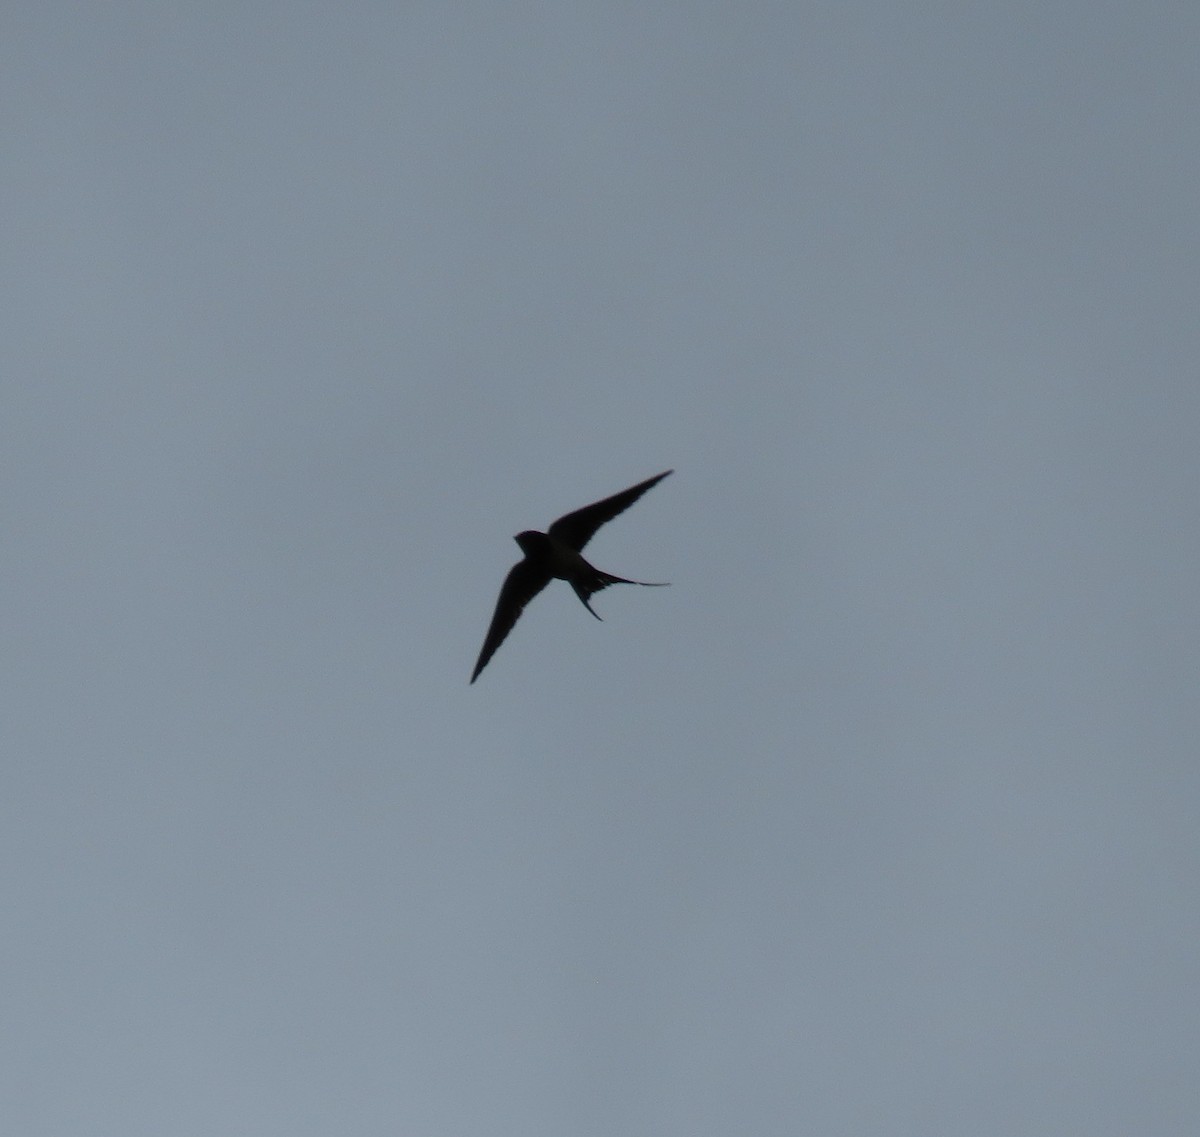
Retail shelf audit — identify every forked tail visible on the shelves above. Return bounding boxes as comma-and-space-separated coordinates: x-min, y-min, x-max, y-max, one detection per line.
603, 572, 670, 587
570, 569, 669, 620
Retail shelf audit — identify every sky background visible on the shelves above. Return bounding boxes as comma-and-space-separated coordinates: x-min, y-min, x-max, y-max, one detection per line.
4, 3, 1198, 1134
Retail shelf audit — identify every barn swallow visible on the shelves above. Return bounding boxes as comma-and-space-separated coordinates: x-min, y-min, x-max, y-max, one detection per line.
470, 469, 672, 683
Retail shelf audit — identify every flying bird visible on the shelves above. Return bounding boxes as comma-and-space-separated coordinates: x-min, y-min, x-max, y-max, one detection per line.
470, 469, 672, 683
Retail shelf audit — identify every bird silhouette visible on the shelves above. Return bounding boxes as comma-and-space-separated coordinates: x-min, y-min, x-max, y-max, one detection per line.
470, 470, 672, 683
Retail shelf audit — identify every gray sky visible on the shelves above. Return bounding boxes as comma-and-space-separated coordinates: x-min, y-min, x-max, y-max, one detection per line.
4, 3, 1198, 1134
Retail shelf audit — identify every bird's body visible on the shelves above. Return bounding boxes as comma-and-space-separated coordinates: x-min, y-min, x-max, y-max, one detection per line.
470, 470, 672, 683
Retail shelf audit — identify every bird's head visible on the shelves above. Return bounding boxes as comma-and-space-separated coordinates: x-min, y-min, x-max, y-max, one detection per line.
514, 530, 549, 557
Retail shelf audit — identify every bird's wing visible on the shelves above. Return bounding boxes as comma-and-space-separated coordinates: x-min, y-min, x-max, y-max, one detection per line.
546, 469, 672, 552
470, 560, 552, 683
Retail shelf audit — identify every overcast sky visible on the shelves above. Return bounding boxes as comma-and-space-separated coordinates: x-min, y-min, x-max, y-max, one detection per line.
4, 3, 1198, 1134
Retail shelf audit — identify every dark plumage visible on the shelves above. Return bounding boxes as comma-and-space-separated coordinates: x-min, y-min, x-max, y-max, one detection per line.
470, 470, 672, 683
